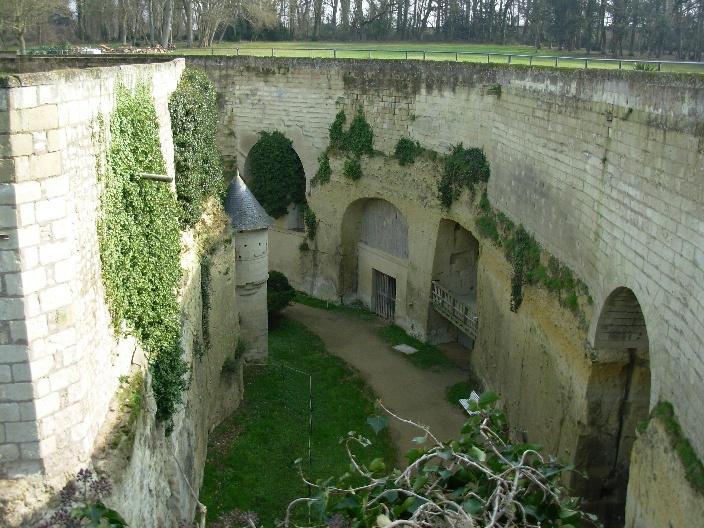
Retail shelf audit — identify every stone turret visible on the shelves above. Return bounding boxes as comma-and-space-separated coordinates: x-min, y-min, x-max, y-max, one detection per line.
224, 173, 273, 362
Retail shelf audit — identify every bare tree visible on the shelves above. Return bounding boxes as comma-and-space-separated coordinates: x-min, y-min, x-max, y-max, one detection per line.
1, 0, 68, 54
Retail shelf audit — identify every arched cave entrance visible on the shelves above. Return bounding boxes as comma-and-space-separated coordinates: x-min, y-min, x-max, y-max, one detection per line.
427, 220, 480, 349
577, 287, 651, 527
340, 198, 409, 322
243, 131, 306, 230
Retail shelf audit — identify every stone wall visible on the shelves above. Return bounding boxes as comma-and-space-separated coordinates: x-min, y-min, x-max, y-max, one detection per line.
187, 55, 704, 463
0, 59, 245, 526
0, 60, 184, 479
185, 56, 704, 522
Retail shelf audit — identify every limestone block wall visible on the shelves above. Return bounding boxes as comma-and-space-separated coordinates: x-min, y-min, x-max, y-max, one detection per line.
0, 60, 184, 480
187, 56, 704, 467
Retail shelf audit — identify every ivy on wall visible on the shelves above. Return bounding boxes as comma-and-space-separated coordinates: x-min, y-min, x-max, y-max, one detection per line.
249, 131, 306, 218
97, 81, 188, 434
476, 191, 591, 320
169, 68, 226, 228
438, 144, 490, 209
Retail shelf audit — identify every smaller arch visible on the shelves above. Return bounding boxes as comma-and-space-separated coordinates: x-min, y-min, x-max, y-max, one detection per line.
340, 198, 409, 323
593, 287, 649, 350
578, 286, 651, 525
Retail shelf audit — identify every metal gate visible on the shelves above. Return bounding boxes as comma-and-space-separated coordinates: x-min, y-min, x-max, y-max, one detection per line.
373, 270, 396, 320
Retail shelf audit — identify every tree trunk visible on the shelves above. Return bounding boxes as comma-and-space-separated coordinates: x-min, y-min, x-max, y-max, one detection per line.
161, 0, 173, 49
182, 0, 193, 48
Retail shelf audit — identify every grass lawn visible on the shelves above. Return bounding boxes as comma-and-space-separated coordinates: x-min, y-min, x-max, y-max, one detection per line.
376, 324, 456, 371
173, 41, 704, 73
199, 315, 397, 526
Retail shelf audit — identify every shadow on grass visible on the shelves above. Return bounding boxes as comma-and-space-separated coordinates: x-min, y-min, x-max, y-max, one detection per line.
199, 315, 397, 526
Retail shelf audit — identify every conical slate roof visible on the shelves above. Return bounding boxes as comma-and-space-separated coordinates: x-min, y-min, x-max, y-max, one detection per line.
224, 174, 274, 231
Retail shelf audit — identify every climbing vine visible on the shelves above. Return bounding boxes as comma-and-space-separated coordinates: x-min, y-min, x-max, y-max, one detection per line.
311, 151, 331, 186
343, 156, 363, 181
438, 144, 490, 209
169, 68, 226, 228
303, 203, 317, 240
394, 136, 424, 166
476, 191, 591, 319
328, 108, 374, 156
248, 131, 306, 219
97, 81, 188, 434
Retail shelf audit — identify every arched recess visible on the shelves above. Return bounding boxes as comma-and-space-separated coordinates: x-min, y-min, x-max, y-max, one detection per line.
340, 198, 409, 322
576, 287, 651, 526
242, 132, 306, 230
427, 220, 480, 348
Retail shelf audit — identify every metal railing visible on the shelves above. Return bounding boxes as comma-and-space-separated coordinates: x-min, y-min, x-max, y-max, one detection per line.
199, 46, 704, 72
430, 281, 478, 340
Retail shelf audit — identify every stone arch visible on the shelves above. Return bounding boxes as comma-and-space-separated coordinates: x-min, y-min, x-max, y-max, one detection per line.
427, 220, 480, 348
576, 287, 651, 526
242, 133, 306, 230
340, 198, 409, 323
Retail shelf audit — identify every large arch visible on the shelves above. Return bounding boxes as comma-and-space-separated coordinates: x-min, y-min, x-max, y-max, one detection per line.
340, 198, 409, 323
242, 132, 306, 230
576, 287, 651, 526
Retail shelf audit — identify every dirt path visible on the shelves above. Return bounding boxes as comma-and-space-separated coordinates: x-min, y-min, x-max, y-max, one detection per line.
285, 302, 470, 465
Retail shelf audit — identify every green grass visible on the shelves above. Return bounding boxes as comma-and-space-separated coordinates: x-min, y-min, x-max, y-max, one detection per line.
171, 41, 704, 73
445, 381, 475, 410
377, 324, 455, 372
294, 292, 378, 322
199, 315, 397, 526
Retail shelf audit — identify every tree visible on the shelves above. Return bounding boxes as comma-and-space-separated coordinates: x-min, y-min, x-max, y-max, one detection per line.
1, 0, 67, 54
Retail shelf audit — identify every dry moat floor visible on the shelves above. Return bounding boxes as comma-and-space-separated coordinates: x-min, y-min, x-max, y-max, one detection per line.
285, 302, 470, 463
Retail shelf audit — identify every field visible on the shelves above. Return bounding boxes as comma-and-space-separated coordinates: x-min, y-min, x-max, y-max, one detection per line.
173, 41, 704, 73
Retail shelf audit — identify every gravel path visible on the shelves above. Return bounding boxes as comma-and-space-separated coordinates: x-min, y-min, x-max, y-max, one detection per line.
285, 302, 470, 465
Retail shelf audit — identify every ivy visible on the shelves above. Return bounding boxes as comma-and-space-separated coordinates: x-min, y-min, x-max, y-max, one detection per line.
394, 137, 423, 166
97, 81, 188, 434
267, 270, 296, 316
169, 68, 226, 228
343, 156, 363, 181
328, 108, 374, 156
475, 191, 589, 320
311, 151, 332, 186
249, 131, 306, 219
438, 144, 490, 209
200, 255, 212, 352
303, 203, 317, 240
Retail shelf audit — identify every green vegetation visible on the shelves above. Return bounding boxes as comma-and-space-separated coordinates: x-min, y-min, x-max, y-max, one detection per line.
329, 108, 374, 157
169, 68, 226, 228
199, 316, 397, 525
377, 324, 455, 371
294, 292, 378, 322
655, 401, 704, 494
200, 255, 212, 353
248, 131, 306, 218
438, 144, 490, 209
445, 380, 475, 409
343, 156, 363, 181
289, 394, 601, 528
476, 191, 590, 321
267, 270, 296, 316
311, 151, 332, 186
394, 137, 424, 166
96, 81, 188, 433
303, 203, 317, 240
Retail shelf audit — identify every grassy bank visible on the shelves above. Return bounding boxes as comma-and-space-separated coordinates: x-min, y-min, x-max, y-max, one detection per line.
199, 315, 396, 526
